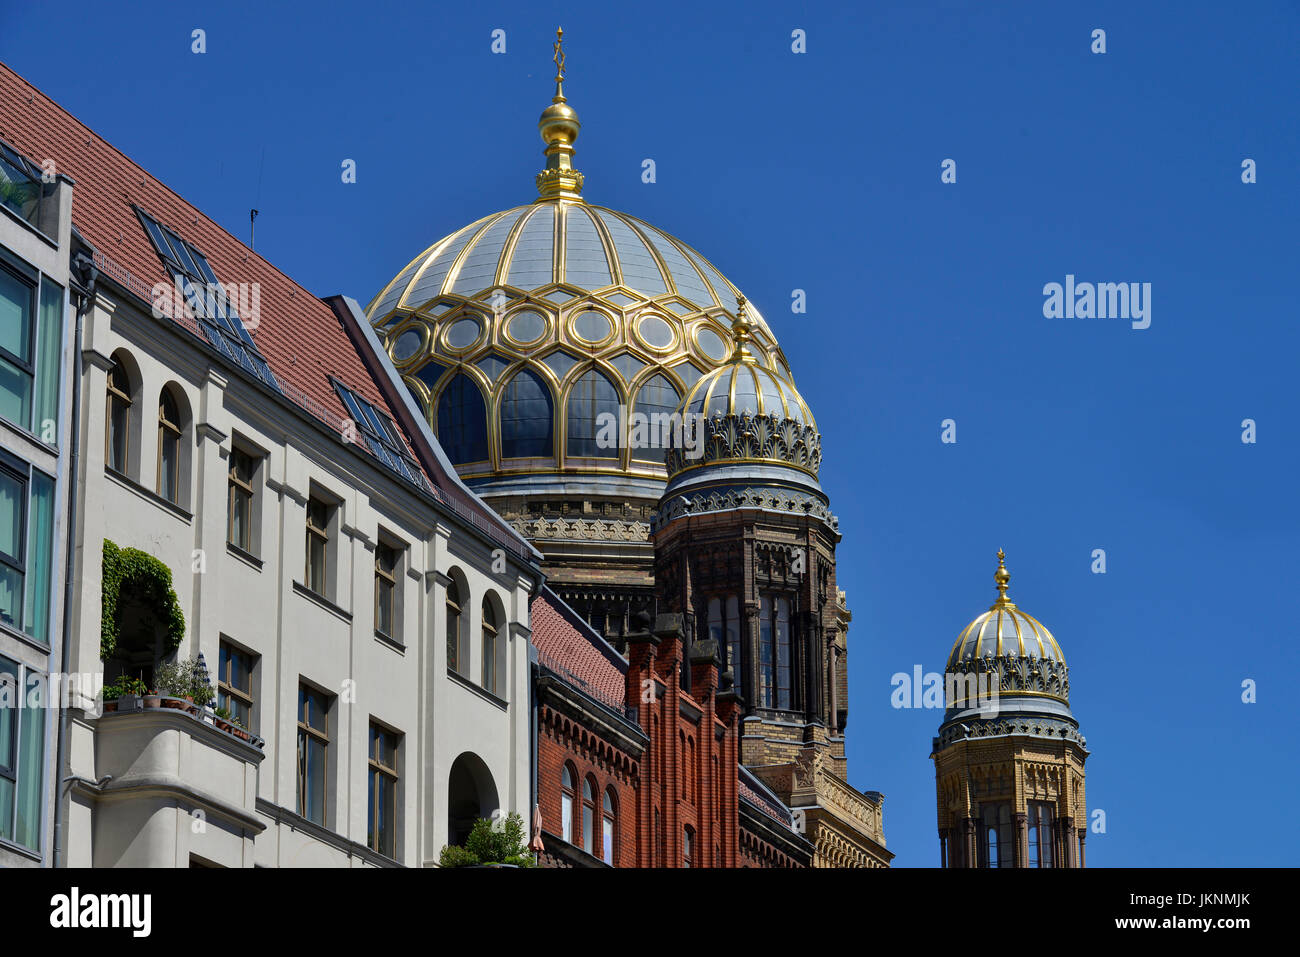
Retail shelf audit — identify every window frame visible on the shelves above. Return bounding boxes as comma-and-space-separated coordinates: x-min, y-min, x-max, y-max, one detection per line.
104, 360, 133, 475
602, 787, 616, 866
304, 497, 331, 597
445, 577, 464, 675
367, 721, 400, 858
156, 389, 183, 503
374, 540, 398, 640
226, 447, 256, 553
216, 640, 254, 730
481, 597, 499, 695
296, 684, 331, 826
560, 763, 576, 845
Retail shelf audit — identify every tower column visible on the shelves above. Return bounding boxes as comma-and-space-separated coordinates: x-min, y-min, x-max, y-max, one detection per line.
1014, 812, 1028, 868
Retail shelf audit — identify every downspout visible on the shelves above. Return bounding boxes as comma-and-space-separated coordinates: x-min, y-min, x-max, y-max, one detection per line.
52, 248, 95, 868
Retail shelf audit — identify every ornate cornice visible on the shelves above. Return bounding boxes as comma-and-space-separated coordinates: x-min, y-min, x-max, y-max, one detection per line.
946, 654, 1071, 705
934, 714, 1088, 751
510, 515, 650, 543
666, 410, 821, 479
653, 484, 837, 532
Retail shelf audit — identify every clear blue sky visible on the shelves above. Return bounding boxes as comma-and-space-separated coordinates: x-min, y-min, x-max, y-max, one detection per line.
5, 0, 1296, 866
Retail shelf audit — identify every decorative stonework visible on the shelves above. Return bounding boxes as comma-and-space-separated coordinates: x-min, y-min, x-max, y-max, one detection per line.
653, 484, 837, 532
946, 653, 1071, 704
934, 715, 1087, 750
665, 411, 822, 479
509, 516, 650, 543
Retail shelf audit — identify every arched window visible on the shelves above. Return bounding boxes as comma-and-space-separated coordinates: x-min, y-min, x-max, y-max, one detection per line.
157, 389, 183, 503
445, 577, 463, 675
632, 374, 680, 460
758, 596, 773, 707
602, 788, 617, 865
481, 597, 499, 695
566, 367, 619, 458
582, 776, 596, 856
560, 764, 576, 844
500, 369, 553, 458
775, 597, 792, 709
105, 360, 133, 474
436, 374, 489, 464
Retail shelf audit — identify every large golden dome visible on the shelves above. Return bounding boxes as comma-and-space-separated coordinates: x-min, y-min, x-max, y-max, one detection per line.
364, 34, 806, 501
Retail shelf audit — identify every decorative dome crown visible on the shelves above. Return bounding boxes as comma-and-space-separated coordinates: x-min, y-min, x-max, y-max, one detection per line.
945, 550, 1066, 671
663, 301, 822, 483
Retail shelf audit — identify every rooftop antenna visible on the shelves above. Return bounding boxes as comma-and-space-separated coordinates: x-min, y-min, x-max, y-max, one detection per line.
250, 208, 259, 250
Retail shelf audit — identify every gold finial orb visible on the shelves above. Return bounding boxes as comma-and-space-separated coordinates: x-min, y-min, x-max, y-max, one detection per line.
729, 296, 757, 361
536, 27, 583, 201
993, 548, 1012, 604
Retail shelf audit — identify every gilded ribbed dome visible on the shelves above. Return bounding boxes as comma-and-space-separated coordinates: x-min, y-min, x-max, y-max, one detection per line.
946, 550, 1066, 670
364, 36, 807, 503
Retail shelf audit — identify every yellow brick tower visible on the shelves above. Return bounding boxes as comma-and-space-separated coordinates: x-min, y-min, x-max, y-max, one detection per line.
931, 551, 1089, 867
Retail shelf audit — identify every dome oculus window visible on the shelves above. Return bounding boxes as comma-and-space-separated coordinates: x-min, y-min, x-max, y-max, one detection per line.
573, 309, 612, 343
506, 309, 547, 345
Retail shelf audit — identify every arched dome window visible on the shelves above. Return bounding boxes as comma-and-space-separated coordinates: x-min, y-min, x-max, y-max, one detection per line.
566, 367, 618, 458
436, 374, 488, 464
500, 369, 553, 459
632, 374, 680, 461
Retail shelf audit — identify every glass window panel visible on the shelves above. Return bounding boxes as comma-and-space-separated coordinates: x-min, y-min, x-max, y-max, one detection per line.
15, 674, 44, 849
566, 368, 618, 458
34, 277, 63, 439
0, 356, 31, 430
500, 369, 553, 458
759, 596, 773, 707
435, 374, 489, 464
0, 267, 33, 364
23, 470, 53, 644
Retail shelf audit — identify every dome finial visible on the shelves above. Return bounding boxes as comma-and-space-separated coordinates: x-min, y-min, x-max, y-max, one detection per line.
536, 27, 584, 202
729, 296, 758, 362
993, 548, 1013, 606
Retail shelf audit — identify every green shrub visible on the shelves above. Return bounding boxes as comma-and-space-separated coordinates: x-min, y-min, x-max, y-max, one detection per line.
101, 540, 185, 661
102, 674, 148, 701
439, 812, 535, 868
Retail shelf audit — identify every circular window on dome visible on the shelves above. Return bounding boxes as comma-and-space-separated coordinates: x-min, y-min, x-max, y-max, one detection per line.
695, 325, 728, 362
507, 309, 547, 345
573, 309, 613, 344
636, 314, 676, 351
391, 326, 425, 364
444, 316, 482, 351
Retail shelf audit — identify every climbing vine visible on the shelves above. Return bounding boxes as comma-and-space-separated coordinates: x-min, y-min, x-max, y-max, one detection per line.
101, 539, 186, 660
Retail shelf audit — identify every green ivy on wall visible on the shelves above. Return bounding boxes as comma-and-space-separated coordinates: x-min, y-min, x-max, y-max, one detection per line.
101, 539, 186, 660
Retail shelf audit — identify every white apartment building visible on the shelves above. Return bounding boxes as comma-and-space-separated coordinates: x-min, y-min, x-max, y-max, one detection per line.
2, 61, 543, 867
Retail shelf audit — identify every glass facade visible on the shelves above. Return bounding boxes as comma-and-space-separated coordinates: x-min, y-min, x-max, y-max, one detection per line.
566, 368, 618, 458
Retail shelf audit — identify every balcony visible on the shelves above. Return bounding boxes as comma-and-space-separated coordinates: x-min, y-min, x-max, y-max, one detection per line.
83, 696, 266, 867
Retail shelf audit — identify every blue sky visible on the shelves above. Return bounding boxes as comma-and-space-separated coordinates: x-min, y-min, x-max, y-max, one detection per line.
5, 0, 1296, 866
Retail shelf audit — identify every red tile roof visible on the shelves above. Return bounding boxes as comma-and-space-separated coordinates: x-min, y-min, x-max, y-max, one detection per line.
739, 767, 796, 827
0, 60, 422, 482
530, 589, 628, 713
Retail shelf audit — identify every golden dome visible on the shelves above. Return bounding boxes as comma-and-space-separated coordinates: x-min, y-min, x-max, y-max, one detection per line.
945, 550, 1066, 670
365, 31, 808, 499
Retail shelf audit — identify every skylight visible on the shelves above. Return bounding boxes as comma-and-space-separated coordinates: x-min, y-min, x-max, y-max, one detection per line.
331, 379, 427, 491
136, 207, 278, 390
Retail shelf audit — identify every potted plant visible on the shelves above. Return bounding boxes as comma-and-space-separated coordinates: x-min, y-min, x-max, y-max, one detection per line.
154, 657, 214, 714
212, 706, 234, 733
101, 675, 148, 713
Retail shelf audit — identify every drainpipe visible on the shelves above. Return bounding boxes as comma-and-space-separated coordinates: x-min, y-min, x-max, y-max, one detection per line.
52, 248, 95, 868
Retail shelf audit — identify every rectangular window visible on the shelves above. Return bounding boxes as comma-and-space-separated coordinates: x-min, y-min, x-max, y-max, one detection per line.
979, 803, 1013, 869
217, 641, 254, 730
0, 453, 54, 645
227, 448, 256, 553
0, 139, 59, 234
758, 596, 773, 708
296, 684, 330, 826
682, 826, 694, 868
775, 597, 792, 710
304, 498, 330, 596
0, 657, 45, 851
1028, 801, 1055, 868
0, 261, 61, 438
374, 542, 397, 639
367, 722, 399, 858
